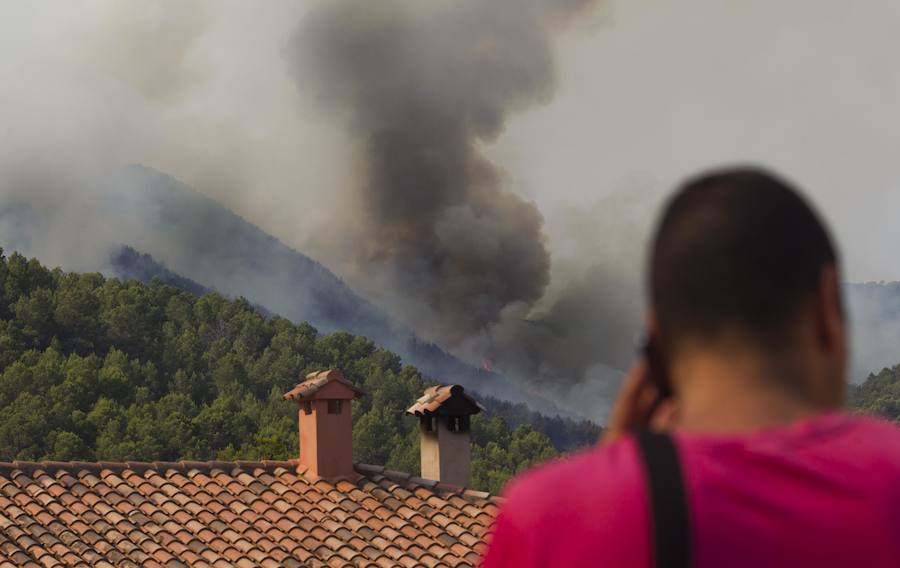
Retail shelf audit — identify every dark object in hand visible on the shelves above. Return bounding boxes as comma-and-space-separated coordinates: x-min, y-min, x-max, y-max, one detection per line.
641, 336, 673, 400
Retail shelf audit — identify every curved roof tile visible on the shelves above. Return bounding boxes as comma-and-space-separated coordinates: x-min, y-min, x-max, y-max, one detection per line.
0, 460, 499, 567
282, 370, 364, 401
406, 385, 485, 417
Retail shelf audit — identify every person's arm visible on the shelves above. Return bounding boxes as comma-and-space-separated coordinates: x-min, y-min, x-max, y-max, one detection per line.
603, 358, 678, 443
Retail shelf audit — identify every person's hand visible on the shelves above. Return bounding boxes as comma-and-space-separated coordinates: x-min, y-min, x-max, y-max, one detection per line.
602, 359, 679, 444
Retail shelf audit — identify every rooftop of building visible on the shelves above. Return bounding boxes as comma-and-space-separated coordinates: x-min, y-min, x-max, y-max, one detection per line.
0, 372, 501, 567
0, 459, 500, 568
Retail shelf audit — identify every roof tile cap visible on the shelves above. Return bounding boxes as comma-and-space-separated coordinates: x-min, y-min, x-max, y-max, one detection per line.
354, 464, 384, 476
97, 461, 126, 473
282, 369, 364, 401
125, 461, 156, 474
407, 476, 438, 489
382, 470, 412, 484
234, 460, 266, 472
406, 385, 484, 417
434, 482, 466, 494
462, 489, 491, 501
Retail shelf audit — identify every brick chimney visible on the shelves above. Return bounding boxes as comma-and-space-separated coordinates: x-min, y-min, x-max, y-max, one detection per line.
283, 370, 363, 479
407, 384, 483, 487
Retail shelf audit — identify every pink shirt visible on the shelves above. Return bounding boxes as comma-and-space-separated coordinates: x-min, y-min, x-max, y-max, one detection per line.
481, 412, 900, 567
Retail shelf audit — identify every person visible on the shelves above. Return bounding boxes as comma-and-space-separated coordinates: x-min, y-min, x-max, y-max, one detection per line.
481, 167, 900, 568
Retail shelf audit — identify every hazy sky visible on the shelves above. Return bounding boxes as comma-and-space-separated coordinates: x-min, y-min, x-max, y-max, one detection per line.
498, 0, 900, 283
4, 1, 900, 416
3, 0, 900, 281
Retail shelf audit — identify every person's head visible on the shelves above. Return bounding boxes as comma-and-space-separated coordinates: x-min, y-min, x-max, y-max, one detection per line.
649, 167, 846, 408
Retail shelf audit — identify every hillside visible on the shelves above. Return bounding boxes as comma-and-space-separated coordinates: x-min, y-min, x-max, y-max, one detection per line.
0, 249, 570, 493
108, 168, 900, 409
816, 281, 900, 422
111, 246, 213, 298
0, 164, 573, 417
845, 281, 900, 381
120, 166, 558, 413
850, 364, 900, 421
109, 244, 600, 450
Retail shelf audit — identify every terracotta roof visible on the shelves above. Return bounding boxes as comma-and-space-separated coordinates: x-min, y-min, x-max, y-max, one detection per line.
282, 370, 364, 402
406, 385, 485, 417
0, 460, 499, 567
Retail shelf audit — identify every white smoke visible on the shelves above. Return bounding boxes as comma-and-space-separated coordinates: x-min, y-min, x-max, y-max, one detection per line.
2, 1, 900, 421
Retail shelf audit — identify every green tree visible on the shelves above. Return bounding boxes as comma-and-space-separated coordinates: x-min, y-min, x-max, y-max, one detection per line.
0, 393, 51, 460
54, 275, 103, 354
354, 406, 397, 465
47, 431, 90, 461
0, 252, 587, 491
14, 288, 56, 349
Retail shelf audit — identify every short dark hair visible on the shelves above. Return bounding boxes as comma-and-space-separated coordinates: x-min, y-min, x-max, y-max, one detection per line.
650, 167, 838, 352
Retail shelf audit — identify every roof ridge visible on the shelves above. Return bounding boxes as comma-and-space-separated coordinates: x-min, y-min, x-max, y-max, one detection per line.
354, 462, 504, 504
0, 459, 503, 503
0, 459, 299, 475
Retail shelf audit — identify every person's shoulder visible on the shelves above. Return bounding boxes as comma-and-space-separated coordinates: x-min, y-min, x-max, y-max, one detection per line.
500, 435, 646, 521
483, 437, 652, 567
805, 412, 900, 488
837, 414, 900, 514
855, 413, 900, 434
840, 412, 900, 454
840, 412, 900, 444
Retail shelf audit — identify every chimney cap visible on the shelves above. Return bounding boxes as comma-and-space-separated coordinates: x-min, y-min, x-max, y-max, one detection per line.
282, 369, 364, 402
406, 384, 484, 417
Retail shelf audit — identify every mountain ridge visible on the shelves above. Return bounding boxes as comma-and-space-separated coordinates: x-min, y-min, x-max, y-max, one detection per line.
107, 244, 601, 451
101, 166, 575, 417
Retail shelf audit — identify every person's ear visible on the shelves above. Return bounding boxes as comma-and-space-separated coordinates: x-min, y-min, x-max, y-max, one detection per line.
815, 264, 844, 355
645, 309, 660, 341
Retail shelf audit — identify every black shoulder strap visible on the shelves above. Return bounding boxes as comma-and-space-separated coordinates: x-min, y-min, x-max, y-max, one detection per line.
635, 429, 691, 568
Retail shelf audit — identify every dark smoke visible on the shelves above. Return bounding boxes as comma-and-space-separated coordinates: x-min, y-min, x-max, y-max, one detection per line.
461, 187, 653, 420
290, 0, 597, 346
501, 266, 640, 376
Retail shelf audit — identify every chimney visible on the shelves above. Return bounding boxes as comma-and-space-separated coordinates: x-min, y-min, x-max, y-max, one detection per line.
283, 369, 363, 479
407, 384, 483, 487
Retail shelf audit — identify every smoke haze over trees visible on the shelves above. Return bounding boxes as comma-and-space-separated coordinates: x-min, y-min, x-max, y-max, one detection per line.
0, 0, 640, 420
3, 1, 900, 420
0, 247, 887, 496
0, 250, 597, 493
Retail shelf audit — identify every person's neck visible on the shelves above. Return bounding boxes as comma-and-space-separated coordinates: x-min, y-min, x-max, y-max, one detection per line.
672, 351, 830, 434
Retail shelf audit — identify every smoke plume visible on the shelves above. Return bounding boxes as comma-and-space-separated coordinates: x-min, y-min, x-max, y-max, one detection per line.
4, 1, 900, 421
466, 185, 656, 419
289, 0, 598, 345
